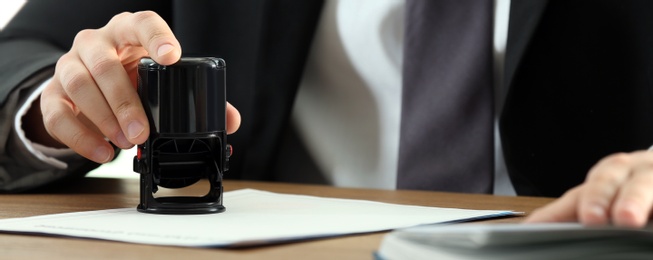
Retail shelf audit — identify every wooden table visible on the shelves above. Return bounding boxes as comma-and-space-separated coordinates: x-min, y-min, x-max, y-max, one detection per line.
0, 178, 554, 260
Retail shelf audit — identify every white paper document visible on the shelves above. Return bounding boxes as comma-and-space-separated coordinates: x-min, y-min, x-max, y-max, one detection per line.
0, 189, 515, 247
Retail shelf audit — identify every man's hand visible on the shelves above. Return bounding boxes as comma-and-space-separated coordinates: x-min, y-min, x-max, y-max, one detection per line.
525, 150, 653, 228
40, 11, 240, 163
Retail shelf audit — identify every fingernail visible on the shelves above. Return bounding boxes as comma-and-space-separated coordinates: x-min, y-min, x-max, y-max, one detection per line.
115, 132, 131, 148
94, 146, 112, 163
157, 44, 174, 57
619, 203, 643, 227
590, 205, 606, 219
128, 121, 145, 139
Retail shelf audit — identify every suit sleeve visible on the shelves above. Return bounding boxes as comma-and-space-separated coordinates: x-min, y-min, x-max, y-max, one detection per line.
0, 0, 173, 192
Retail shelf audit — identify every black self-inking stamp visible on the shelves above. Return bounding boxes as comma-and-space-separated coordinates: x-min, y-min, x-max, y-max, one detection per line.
133, 57, 231, 214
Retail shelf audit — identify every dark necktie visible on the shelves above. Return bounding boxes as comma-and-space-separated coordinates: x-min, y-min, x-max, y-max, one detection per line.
397, 0, 494, 193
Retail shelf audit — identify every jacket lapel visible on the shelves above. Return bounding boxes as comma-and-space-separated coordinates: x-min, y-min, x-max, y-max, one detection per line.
170, 0, 324, 180
504, 0, 548, 91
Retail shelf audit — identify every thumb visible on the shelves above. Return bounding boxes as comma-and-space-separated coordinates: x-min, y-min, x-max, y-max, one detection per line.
104, 11, 182, 65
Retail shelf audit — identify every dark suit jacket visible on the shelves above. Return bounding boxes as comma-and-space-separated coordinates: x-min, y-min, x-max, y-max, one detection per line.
1, 0, 652, 197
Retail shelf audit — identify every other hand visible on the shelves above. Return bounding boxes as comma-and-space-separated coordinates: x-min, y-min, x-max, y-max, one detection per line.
525, 150, 653, 228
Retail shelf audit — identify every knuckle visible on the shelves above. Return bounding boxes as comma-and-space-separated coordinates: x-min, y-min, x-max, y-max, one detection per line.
586, 153, 632, 181
104, 12, 133, 30
589, 169, 622, 184
73, 29, 97, 46
68, 129, 87, 151
55, 53, 72, 68
41, 109, 65, 135
54, 54, 72, 78
60, 72, 90, 97
41, 82, 55, 96
88, 55, 119, 79
603, 153, 632, 166
131, 11, 160, 27
147, 30, 171, 46
113, 98, 136, 119
131, 11, 170, 45
96, 114, 119, 134
100, 12, 133, 35
111, 12, 133, 22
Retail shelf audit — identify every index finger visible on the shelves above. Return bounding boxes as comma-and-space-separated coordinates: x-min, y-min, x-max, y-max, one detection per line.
524, 187, 581, 223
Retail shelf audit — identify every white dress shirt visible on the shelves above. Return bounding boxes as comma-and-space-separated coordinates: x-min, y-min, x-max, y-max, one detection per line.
292, 0, 515, 195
